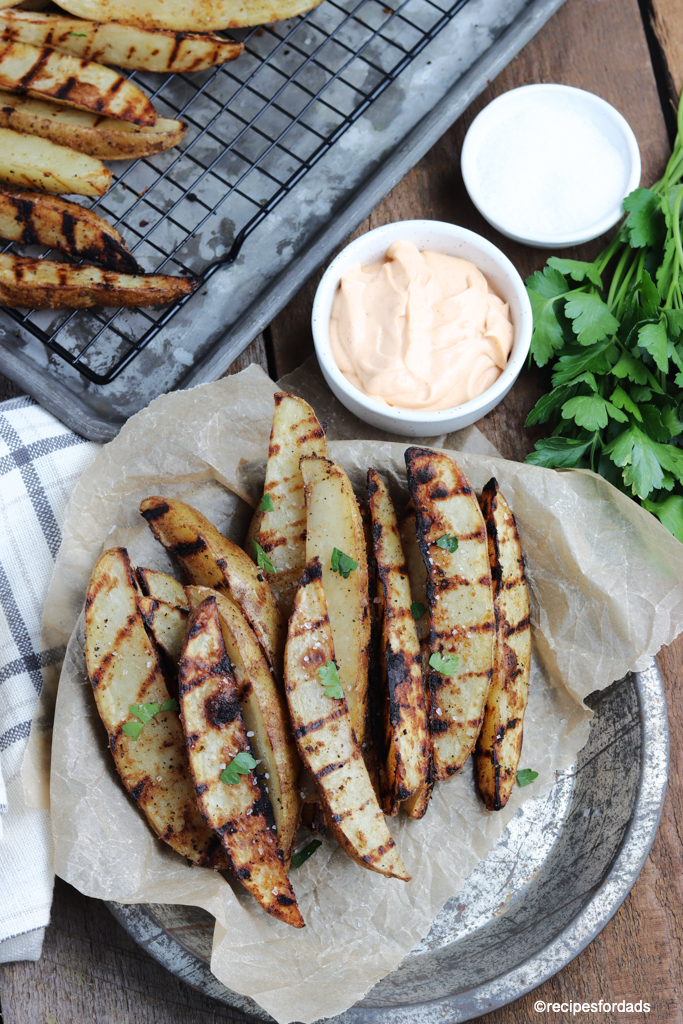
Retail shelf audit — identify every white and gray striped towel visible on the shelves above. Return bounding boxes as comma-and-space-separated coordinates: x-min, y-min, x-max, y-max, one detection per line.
0, 396, 99, 963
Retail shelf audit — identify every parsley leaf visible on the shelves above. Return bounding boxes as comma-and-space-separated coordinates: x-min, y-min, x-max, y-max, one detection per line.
69, 31, 88, 36
291, 839, 322, 869
564, 292, 619, 347
561, 395, 627, 431
253, 540, 276, 573
318, 661, 343, 699
526, 267, 568, 366
129, 702, 160, 724
429, 651, 459, 675
516, 768, 539, 788
525, 386, 574, 427
220, 751, 257, 786
123, 699, 178, 740
259, 493, 274, 512
330, 547, 358, 578
638, 319, 669, 373
435, 533, 458, 553
526, 437, 593, 469
547, 257, 603, 288
642, 495, 683, 542
411, 601, 426, 620
610, 386, 643, 421
623, 188, 665, 248
122, 721, 145, 740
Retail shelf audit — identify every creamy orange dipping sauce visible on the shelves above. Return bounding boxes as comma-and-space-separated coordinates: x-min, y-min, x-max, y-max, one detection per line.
329, 239, 514, 411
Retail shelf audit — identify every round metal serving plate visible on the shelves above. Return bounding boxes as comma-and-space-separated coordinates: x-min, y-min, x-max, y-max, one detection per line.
108, 662, 669, 1023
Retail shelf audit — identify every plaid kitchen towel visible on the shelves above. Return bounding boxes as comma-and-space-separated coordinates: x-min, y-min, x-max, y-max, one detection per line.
0, 396, 100, 962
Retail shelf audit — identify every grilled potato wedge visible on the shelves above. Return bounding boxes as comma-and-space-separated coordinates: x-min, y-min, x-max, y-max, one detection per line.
285, 558, 410, 881
140, 497, 286, 680
250, 392, 328, 617
0, 253, 199, 308
0, 126, 111, 195
54, 0, 324, 31
178, 596, 304, 927
84, 547, 229, 869
0, 9, 243, 71
300, 454, 370, 746
136, 566, 188, 610
186, 585, 301, 859
137, 595, 187, 665
405, 447, 495, 782
398, 503, 429, 643
0, 187, 140, 272
0, 40, 157, 124
367, 470, 428, 815
0, 92, 186, 159
475, 479, 531, 811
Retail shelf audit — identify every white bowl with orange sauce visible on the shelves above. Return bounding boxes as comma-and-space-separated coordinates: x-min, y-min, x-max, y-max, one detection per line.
311, 220, 532, 437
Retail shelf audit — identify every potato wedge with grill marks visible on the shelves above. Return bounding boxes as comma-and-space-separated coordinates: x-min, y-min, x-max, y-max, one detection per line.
140, 496, 285, 680
0, 40, 157, 124
0, 92, 186, 160
136, 566, 188, 610
0, 126, 111, 195
250, 392, 328, 617
300, 454, 370, 746
367, 470, 428, 815
185, 585, 301, 859
53, 0, 323, 32
178, 595, 304, 927
0, 9, 243, 72
285, 558, 410, 881
405, 447, 495, 782
137, 595, 188, 665
84, 547, 229, 869
0, 253, 198, 308
0, 187, 140, 272
475, 478, 531, 811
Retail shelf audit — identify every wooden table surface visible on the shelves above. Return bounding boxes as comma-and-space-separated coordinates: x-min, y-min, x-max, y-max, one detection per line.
2, 0, 683, 1021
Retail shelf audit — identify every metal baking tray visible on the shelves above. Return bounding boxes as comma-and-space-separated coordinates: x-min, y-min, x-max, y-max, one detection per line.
108, 661, 668, 1023
0, 0, 566, 441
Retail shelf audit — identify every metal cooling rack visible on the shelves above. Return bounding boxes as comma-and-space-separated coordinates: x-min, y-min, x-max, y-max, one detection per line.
1, 0, 470, 385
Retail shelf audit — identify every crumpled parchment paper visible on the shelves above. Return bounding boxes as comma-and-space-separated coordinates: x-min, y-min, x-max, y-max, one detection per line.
23, 362, 683, 1024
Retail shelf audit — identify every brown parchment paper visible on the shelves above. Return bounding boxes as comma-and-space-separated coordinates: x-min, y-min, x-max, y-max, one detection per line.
25, 362, 683, 1024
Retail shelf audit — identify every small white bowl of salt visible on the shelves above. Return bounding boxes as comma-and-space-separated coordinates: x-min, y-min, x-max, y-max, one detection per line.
461, 84, 641, 248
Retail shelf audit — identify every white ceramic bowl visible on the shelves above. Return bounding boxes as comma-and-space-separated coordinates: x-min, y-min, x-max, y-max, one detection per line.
311, 220, 532, 437
461, 84, 641, 248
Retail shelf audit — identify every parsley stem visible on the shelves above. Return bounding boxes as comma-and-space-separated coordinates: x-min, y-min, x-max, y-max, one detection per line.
606, 244, 632, 310
672, 186, 683, 277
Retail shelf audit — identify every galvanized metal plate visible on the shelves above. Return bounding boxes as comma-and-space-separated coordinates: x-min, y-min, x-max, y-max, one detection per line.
107, 660, 669, 1022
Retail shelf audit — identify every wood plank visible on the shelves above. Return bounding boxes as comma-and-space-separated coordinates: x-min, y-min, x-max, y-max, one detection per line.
650, 0, 683, 98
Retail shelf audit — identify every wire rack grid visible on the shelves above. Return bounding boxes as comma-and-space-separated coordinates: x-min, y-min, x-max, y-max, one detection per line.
2, 0, 471, 385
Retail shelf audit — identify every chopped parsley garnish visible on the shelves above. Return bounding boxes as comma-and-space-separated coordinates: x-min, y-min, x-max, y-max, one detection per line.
436, 534, 459, 553
253, 539, 276, 573
411, 601, 426, 620
516, 768, 539, 788
220, 751, 258, 786
330, 547, 358, 578
259, 493, 274, 512
318, 660, 343, 699
429, 652, 459, 675
69, 31, 88, 36
291, 839, 322, 869
122, 699, 179, 740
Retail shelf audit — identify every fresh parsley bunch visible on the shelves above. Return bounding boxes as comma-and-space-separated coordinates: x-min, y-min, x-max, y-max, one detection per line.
525, 95, 683, 541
